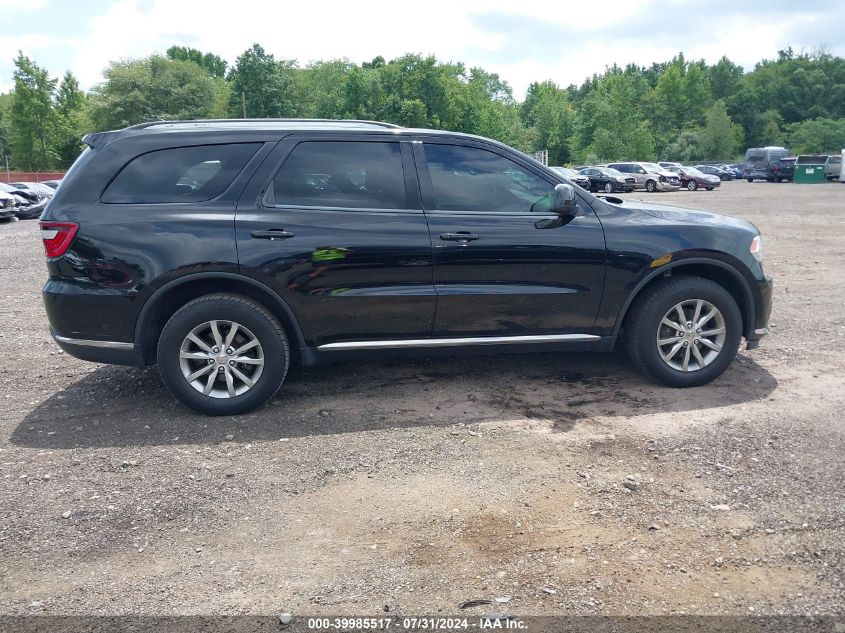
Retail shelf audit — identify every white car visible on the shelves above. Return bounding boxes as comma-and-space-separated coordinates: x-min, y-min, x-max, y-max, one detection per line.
606, 162, 681, 192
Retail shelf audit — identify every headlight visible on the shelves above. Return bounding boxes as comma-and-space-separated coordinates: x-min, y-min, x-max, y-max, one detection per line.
750, 235, 763, 262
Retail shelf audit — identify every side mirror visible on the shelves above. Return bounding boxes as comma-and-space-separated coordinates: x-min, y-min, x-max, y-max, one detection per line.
553, 183, 577, 217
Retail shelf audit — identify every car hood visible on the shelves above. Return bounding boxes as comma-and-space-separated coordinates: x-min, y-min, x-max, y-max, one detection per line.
616, 199, 758, 233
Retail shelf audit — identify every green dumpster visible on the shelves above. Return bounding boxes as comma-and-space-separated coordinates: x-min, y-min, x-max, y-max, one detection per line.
794, 155, 827, 183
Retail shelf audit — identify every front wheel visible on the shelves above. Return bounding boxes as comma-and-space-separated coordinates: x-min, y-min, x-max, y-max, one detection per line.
747, 178, 753, 183
687, 180, 698, 191
603, 182, 613, 193
625, 276, 742, 387
645, 180, 657, 192
157, 294, 290, 415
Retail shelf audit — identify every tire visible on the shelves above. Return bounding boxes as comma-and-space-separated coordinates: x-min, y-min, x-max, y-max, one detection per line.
706, 187, 714, 191
603, 182, 613, 193
624, 276, 742, 387
747, 178, 753, 183
157, 294, 290, 415
645, 180, 657, 192
687, 180, 697, 191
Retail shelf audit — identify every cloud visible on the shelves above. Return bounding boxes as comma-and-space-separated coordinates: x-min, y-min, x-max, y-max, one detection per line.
0, 34, 81, 91
0, 0, 47, 9
2, 0, 844, 98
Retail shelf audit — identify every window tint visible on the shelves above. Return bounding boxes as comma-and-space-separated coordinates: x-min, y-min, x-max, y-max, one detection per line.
272, 141, 405, 209
102, 143, 260, 204
424, 144, 554, 213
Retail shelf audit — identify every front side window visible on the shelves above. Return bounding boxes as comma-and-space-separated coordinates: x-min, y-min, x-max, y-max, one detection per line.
423, 144, 554, 213
102, 143, 260, 204
272, 141, 406, 209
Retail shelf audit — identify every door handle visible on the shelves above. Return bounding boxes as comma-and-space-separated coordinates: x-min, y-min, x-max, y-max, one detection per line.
251, 229, 295, 240
440, 232, 479, 243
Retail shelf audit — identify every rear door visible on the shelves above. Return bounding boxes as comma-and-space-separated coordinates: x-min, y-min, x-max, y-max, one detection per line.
235, 135, 435, 348
414, 138, 606, 337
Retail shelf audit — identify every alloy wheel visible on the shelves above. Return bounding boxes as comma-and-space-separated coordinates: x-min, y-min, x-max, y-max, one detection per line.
179, 320, 265, 398
656, 299, 726, 372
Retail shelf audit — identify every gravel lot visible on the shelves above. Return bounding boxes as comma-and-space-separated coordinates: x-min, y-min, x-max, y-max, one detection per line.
1, 180, 843, 618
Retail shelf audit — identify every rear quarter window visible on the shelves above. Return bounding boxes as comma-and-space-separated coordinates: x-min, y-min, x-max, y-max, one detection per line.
102, 143, 261, 204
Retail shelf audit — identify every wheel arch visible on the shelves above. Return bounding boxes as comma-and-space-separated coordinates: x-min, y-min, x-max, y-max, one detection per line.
613, 258, 755, 341
134, 273, 306, 365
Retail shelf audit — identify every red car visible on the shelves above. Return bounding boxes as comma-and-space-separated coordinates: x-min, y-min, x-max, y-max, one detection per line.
667, 166, 721, 191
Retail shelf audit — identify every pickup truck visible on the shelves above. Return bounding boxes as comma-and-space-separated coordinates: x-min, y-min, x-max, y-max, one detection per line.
826, 155, 842, 181
768, 157, 796, 182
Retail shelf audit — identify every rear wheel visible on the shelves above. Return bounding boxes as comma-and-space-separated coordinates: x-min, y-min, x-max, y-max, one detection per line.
157, 294, 289, 415
625, 276, 742, 387
747, 178, 753, 183
687, 180, 697, 191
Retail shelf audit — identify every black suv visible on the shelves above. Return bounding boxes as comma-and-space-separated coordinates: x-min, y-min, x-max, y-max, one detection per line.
41, 119, 772, 415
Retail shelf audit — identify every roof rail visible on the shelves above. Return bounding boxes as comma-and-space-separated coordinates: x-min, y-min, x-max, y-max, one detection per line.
123, 118, 402, 130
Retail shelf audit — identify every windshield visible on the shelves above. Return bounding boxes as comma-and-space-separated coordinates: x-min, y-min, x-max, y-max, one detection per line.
640, 162, 663, 172
602, 168, 624, 178
0, 183, 18, 193
550, 166, 574, 178
685, 167, 703, 176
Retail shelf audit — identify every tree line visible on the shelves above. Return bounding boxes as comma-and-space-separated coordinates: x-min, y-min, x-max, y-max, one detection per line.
1, 44, 843, 171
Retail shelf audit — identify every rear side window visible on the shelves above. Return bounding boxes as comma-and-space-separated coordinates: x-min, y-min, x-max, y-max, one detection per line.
272, 141, 406, 209
102, 143, 260, 204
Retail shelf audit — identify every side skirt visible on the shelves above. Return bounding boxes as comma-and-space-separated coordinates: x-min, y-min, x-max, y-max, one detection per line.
299, 334, 616, 367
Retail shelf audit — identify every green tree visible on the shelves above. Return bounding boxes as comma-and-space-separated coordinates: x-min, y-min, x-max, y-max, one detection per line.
662, 128, 705, 162
785, 117, 845, 153
166, 45, 228, 78
709, 56, 744, 101
227, 44, 299, 118
9, 52, 57, 170
700, 99, 743, 159
54, 71, 85, 168
521, 81, 575, 164
0, 92, 12, 164
758, 109, 786, 146
88, 55, 224, 130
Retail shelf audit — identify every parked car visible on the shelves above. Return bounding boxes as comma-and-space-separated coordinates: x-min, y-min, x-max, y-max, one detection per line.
40, 118, 772, 415
695, 165, 733, 181
721, 164, 744, 178
766, 157, 796, 182
606, 162, 681, 192
826, 155, 842, 181
42, 179, 63, 190
659, 161, 682, 170
0, 190, 19, 221
577, 166, 636, 193
549, 166, 591, 190
11, 182, 55, 197
667, 166, 721, 190
742, 147, 790, 181
0, 182, 47, 219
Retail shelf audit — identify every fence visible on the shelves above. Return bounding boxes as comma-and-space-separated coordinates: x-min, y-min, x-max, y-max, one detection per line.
1, 171, 65, 184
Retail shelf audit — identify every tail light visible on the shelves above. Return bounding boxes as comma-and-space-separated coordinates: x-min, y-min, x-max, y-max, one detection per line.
39, 221, 78, 258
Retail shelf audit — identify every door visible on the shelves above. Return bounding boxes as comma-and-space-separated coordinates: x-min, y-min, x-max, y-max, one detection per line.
415, 140, 606, 337
235, 136, 435, 347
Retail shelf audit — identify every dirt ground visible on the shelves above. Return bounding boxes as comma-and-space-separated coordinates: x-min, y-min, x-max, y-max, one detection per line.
0, 180, 843, 619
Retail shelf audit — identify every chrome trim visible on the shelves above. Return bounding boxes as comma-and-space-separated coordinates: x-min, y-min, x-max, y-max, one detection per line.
317, 333, 601, 351
53, 334, 134, 350
754, 327, 769, 336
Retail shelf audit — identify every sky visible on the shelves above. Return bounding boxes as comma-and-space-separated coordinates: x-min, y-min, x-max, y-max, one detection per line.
1, 0, 844, 98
